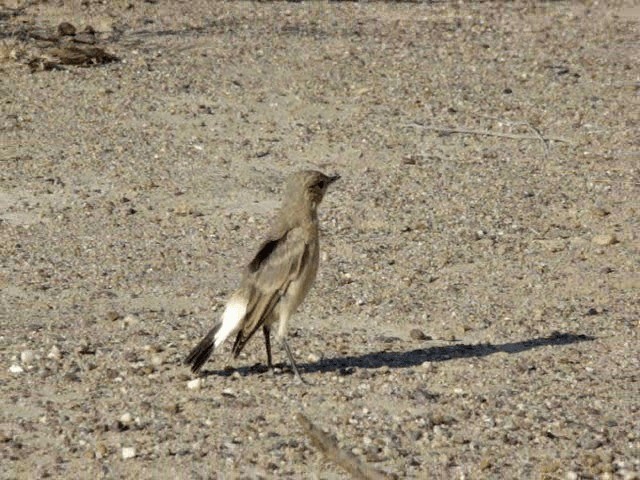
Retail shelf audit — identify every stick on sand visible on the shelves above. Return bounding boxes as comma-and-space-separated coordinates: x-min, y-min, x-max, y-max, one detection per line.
295, 412, 392, 480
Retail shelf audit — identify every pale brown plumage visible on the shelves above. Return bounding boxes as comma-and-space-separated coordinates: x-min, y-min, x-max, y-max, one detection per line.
185, 170, 339, 382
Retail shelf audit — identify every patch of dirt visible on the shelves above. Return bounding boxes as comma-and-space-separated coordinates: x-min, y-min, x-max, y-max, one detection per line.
1, 1, 638, 478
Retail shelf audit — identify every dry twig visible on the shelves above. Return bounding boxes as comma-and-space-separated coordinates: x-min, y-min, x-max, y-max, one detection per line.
295, 412, 391, 480
407, 122, 572, 145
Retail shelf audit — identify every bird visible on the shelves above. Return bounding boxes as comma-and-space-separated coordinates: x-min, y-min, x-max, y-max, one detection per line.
185, 170, 339, 383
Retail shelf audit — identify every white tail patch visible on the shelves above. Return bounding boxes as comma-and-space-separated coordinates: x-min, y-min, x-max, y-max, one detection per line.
214, 296, 247, 348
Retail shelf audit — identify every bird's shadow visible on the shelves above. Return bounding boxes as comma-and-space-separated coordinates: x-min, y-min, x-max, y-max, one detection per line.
200, 332, 594, 378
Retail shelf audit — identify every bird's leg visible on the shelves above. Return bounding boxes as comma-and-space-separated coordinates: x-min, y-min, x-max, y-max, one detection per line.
262, 325, 273, 373
281, 338, 307, 384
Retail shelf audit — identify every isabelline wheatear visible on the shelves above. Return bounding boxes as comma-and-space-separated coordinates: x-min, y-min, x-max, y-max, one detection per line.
185, 170, 339, 383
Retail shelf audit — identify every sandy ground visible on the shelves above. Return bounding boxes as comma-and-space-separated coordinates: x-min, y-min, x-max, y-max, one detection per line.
1, 1, 639, 479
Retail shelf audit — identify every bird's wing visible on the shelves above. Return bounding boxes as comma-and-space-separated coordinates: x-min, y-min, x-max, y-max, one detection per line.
231, 225, 309, 357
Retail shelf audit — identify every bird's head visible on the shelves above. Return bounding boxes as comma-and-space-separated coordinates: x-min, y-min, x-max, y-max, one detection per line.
286, 170, 340, 210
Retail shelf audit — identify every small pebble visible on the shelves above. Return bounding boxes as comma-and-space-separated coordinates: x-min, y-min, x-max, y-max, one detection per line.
421, 361, 435, 371
121, 447, 136, 459
47, 346, 61, 360
537, 239, 566, 252
307, 352, 321, 363
77, 342, 95, 355
123, 314, 139, 326
63, 371, 81, 382
21, 350, 35, 364
174, 203, 194, 216
590, 205, 610, 217
120, 412, 133, 425
95, 443, 108, 459
187, 378, 203, 390
592, 233, 618, 246
57, 22, 76, 36
409, 328, 431, 341
9, 364, 24, 374
222, 388, 236, 397
164, 403, 181, 414
150, 354, 163, 367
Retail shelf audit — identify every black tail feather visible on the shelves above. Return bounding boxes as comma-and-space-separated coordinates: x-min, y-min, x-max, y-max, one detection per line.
185, 324, 220, 374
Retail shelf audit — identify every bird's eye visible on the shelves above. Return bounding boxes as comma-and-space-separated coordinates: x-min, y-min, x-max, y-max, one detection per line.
314, 180, 326, 189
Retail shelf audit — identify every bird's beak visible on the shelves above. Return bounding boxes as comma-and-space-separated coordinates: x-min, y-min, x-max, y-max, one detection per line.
328, 174, 340, 185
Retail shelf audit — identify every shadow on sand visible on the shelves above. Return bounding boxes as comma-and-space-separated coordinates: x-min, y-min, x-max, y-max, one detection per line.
201, 332, 594, 378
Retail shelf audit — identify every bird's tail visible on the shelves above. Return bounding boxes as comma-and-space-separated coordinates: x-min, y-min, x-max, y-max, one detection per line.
184, 295, 247, 374
185, 323, 220, 374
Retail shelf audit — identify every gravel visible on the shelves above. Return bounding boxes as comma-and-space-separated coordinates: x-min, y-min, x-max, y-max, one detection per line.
1, 1, 638, 479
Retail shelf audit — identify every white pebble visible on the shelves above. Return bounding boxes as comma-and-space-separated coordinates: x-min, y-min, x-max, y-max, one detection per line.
121, 447, 136, 459
187, 378, 203, 390
150, 355, 163, 367
307, 352, 321, 363
123, 314, 139, 326
20, 350, 35, 364
47, 346, 61, 360
421, 361, 434, 371
120, 412, 133, 424
9, 364, 24, 374
221, 388, 236, 397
